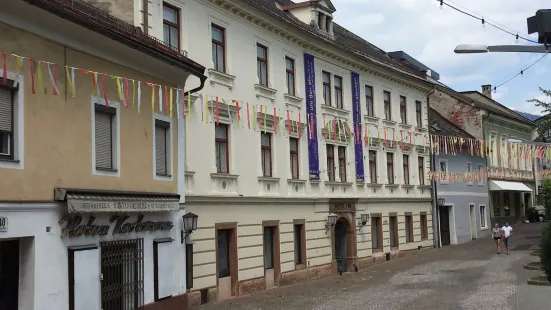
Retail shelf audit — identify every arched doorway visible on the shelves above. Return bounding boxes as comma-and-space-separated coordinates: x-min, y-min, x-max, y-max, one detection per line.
334, 218, 349, 272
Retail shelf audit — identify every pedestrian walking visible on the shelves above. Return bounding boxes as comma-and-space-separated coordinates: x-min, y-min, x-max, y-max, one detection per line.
501, 222, 513, 255
492, 223, 502, 254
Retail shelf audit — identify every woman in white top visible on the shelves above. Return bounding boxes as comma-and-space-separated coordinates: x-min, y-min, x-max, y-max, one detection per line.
492, 223, 502, 254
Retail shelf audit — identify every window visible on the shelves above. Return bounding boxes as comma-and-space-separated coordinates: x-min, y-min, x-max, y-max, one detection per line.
215, 124, 229, 173
418, 157, 425, 185
155, 119, 170, 176
261, 132, 272, 177
386, 152, 394, 184
399, 96, 407, 124
285, 57, 296, 96
371, 216, 382, 251
217, 229, 231, 278
365, 85, 374, 117
504, 193, 510, 216
480, 206, 487, 228
369, 150, 377, 183
492, 192, 500, 216
263, 226, 275, 269
211, 24, 226, 73
403, 155, 410, 185
256, 44, 268, 87
327, 144, 335, 181
100, 239, 144, 310
94, 104, 116, 170
334, 76, 343, 109
318, 13, 325, 30
153, 239, 176, 301
290, 137, 299, 179
389, 216, 398, 248
420, 214, 428, 240
162, 3, 180, 51
405, 215, 413, 243
322, 71, 331, 106
415, 101, 422, 128
338, 146, 346, 182
293, 222, 306, 267
0, 82, 15, 160
439, 160, 448, 183
467, 162, 473, 185
383, 91, 391, 121
477, 164, 484, 185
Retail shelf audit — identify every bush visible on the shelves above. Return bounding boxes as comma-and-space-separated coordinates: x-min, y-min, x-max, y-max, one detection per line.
540, 221, 551, 282
542, 179, 551, 219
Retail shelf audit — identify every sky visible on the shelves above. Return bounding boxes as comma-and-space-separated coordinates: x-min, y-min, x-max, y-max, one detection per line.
331, 0, 551, 116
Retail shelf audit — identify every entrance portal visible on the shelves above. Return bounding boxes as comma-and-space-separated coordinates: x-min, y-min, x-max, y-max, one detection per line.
440, 206, 451, 246
0, 240, 19, 310
334, 219, 348, 273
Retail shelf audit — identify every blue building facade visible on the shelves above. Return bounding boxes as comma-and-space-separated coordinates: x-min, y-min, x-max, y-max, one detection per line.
430, 109, 491, 245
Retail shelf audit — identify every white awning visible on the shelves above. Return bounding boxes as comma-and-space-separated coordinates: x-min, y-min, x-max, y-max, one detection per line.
489, 180, 533, 192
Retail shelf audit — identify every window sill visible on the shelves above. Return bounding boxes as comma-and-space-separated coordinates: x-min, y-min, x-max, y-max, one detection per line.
210, 173, 239, 180
382, 119, 397, 126
156, 174, 173, 178
208, 69, 236, 89
258, 176, 280, 182
96, 168, 119, 172
417, 185, 431, 189
310, 179, 321, 184
366, 183, 383, 187
385, 184, 399, 188
401, 184, 415, 189
287, 179, 307, 184
321, 104, 350, 117
284, 94, 303, 108
399, 123, 412, 129
364, 115, 379, 124
0, 158, 19, 163
185, 171, 196, 177
325, 181, 353, 186
356, 181, 365, 186
254, 84, 277, 101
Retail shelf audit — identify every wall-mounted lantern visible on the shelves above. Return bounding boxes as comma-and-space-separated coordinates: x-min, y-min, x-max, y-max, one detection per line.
437, 197, 446, 207
357, 213, 369, 231
325, 213, 337, 234
181, 212, 198, 244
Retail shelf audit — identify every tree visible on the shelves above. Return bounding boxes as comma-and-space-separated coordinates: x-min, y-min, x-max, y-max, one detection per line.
542, 179, 551, 219
540, 222, 551, 282
527, 87, 551, 142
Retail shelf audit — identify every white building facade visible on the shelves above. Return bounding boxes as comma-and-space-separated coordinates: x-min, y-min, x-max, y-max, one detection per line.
142, 0, 435, 306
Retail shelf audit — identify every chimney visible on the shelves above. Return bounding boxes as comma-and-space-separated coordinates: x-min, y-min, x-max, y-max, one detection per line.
481, 84, 492, 99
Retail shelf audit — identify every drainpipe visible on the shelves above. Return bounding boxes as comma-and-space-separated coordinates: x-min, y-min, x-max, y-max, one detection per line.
427, 88, 440, 248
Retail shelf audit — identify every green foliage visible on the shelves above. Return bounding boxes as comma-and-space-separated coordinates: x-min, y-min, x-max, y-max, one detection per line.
527, 87, 551, 141
540, 222, 551, 282
543, 179, 551, 218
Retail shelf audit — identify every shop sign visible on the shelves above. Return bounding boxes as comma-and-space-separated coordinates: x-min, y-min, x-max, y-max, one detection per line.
330, 203, 355, 213
0, 216, 7, 232
59, 215, 174, 237
67, 199, 178, 213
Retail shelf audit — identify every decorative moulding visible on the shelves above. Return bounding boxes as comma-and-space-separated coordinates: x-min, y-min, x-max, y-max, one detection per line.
366, 183, 383, 187
385, 184, 400, 188
284, 93, 303, 108
184, 171, 196, 177
382, 119, 397, 126
258, 176, 281, 182
287, 179, 307, 184
364, 115, 379, 124
207, 69, 236, 89
399, 123, 412, 130
254, 84, 277, 101
210, 173, 239, 179
401, 184, 415, 189
321, 104, 350, 118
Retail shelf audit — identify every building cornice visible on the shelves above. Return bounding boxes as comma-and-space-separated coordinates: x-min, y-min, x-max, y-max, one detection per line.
207, 0, 432, 95
184, 195, 432, 205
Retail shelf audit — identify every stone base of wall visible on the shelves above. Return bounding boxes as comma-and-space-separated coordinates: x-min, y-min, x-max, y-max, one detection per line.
280, 264, 334, 286
187, 287, 218, 308
358, 254, 386, 270
239, 276, 266, 295
143, 293, 188, 310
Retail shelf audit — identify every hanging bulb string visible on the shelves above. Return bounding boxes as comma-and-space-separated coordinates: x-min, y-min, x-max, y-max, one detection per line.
437, 0, 539, 44
493, 52, 549, 91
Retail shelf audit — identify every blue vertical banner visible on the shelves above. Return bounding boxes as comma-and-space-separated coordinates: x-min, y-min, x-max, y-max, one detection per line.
304, 53, 320, 179
351, 72, 365, 182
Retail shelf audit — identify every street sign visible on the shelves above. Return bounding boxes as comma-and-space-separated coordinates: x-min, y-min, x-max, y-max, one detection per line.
0, 217, 7, 232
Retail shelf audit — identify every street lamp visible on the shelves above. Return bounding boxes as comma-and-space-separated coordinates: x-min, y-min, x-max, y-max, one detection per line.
325, 213, 337, 234
437, 197, 446, 207
181, 212, 198, 244
357, 213, 370, 231
455, 44, 549, 54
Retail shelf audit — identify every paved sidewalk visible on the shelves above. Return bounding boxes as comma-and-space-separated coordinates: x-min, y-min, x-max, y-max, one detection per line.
193, 223, 548, 310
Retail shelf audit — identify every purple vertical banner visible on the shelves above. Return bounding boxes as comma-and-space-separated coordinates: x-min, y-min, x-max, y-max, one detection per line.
304, 53, 320, 179
351, 72, 365, 182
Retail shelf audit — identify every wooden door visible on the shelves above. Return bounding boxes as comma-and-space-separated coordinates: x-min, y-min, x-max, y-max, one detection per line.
440, 206, 451, 246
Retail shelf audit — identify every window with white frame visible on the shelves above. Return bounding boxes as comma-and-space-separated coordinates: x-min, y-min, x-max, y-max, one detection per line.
480, 205, 487, 228
0, 80, 17, 161
467, 162, 473, 185
154, 118, 171, 177
261, 132, 272, 177
439, 160, 448, 183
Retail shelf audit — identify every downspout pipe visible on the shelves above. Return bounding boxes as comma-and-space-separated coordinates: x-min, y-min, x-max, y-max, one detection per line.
427, 88, 440, 248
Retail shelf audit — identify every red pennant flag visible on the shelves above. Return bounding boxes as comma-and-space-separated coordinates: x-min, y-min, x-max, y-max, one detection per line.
124, 78, 129, 107
102, 73, 109, 107
235, 101, 241, 123
29, 59, 35, 94
215, 96, 220, 125
53, 64, 58, 95
1, 52, 6, 86
246, 102, 250, 129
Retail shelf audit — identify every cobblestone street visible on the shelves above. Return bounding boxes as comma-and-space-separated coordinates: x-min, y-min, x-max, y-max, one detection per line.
193, 223, 547, 310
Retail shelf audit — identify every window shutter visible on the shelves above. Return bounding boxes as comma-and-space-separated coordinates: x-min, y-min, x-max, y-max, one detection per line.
95, 111, 112, 169
0, 88, 12, 133
155, 125, 167, 175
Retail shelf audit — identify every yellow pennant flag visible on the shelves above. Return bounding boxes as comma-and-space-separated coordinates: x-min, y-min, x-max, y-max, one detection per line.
65, 66, 75, 98
169, 87, 173, 118
114, 77, 124, 101
37, 61, 45, 94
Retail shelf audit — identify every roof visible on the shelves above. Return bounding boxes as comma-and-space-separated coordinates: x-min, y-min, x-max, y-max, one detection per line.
25, 0, 206, 80
429, 108, 474, 139
460, 91, 536, 126
238, 0, 430, 86
388, 51, 440, 81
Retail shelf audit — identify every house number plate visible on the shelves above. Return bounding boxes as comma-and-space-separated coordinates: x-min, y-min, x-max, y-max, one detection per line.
0, 217, 7, 232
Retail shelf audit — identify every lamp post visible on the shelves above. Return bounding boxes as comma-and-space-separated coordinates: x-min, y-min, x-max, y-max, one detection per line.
181, 212, 198, 244
357, 213, 370, 231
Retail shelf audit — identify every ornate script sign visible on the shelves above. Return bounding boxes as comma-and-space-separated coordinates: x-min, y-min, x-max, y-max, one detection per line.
59, 215, 174, 237
67, 199, 179, 213
330, 203, 356, 213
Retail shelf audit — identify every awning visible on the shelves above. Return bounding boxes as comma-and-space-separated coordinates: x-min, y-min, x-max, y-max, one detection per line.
489, 180, 533, 192
54, 188, 180, 213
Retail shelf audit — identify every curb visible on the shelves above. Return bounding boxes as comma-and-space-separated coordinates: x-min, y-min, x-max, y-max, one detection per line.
530, 251, 541, 256
524, 262, 543, 271
527, 276, 551, 286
